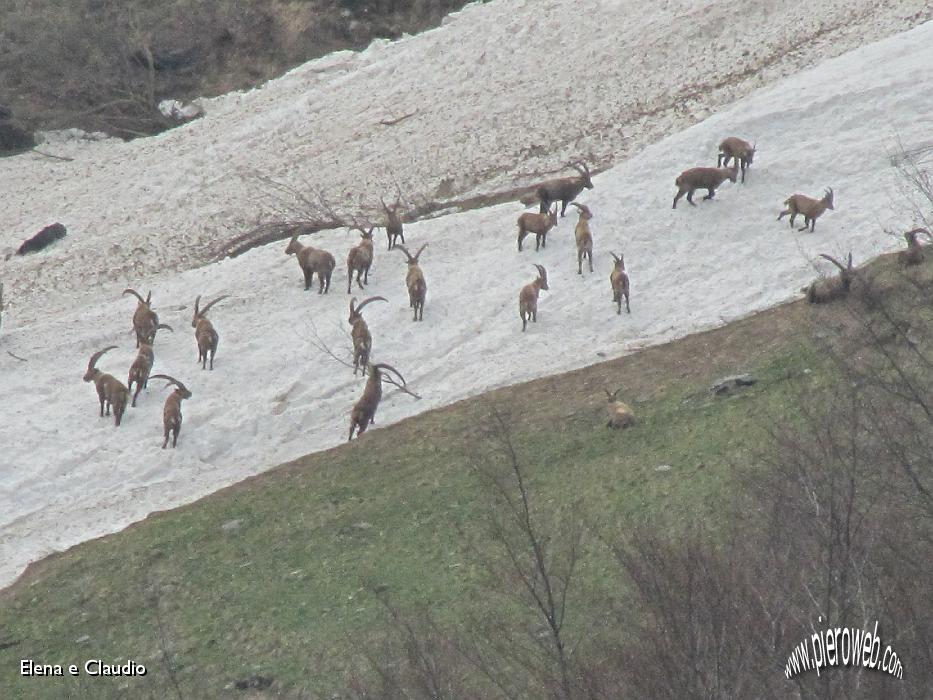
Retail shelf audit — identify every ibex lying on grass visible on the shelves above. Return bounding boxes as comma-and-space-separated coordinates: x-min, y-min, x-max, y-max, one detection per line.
123, 289, 165, 347
517, 205, 558, 252
381, 192, 405, 250
717, 137, 756, 183
535, 162, 593, 216
519, 264, 549, 331
610, 252, 630, 314
778, 188, 834, 232
396, 244, 427, 321
349, 296, 387, 374
348, 362, 410, 441
899, 227, 931, 266
347, 227, 375, 293
672, 164, 738, 208
285, 236, 336, 294
192, 294, 229, 370
150, 374, 192, 448
806, 253, 854, 304
570, 202, 594, 274
127, 326, 172, 407
83, 345, 129, 426
605, 388, 635, 429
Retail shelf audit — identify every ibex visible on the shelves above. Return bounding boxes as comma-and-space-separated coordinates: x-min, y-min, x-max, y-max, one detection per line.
123, 289, 165, 347
348, 362, 409, 441
605, 388, 635, 429
672, 164, 738, 208
349, 296, 387, 374
517, 205, 558, 252
778, 188, 834, 232
285, 236, 336, 294
570, 202, 593, 274
806, 253, 854, 304
192, 294, 229, 370
347, 227, 375, 293
519, 264, 549, 331
899, 227, 930, 266
127, 325, 172, 407
609, 252, 630, 314
535, 162, 594, 216
83, 345, 129, 426
717, 137, 756, 183
381, 191, 405, 250
150, 374, 192, 448
396, 244, 427, 321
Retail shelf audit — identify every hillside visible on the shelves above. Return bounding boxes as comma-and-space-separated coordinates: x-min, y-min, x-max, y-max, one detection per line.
1, 15, 932, 591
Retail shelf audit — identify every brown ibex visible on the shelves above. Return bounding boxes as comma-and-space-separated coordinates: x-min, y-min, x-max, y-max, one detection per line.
605, 388, 635, 429
127, 324, 172, 407
609, 252, 630, 314
381, 191, 405, 250
347, 226, 375, 293
535, 162, 594, 216
285, 236, 336, 294
192, 294, 229, 370
396, 244, 427, 321
83, 345, 129, 426
517, 205, 558, 252
348, 362, 410, 441
123, 289, 166, 347
349, 296, 387, 374
570, 202, 593, 274
899, 227, 930, 266
717, 137, 756, 183
778, 188, 834, 232
806, 253, 854, 304
672, 164, 738, 208
150, 374, 192, 448
519, 264, 549, 332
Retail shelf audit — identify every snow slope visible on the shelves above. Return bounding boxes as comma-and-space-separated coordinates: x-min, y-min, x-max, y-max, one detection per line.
1, 12, 932, 588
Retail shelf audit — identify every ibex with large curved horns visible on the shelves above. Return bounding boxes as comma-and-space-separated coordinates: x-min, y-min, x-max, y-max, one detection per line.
535, 162, 594, 217
347, 226, 375, 293
83, 345, 129, 426
609, 252, 630, 314
192, 294, 229, 370
778, 188, 834, 232
349, 296, 387, 375
381, 187, 405, 250
396, 244, 428, 321
519, 264, 549, 332
123, 288, 167, 347
806, 252, 854, 304
150, 374, 192, 448
348, 362, 414, 441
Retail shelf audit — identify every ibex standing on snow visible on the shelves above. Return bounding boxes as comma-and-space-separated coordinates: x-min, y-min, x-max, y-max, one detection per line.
519, 264, 549, 331
347, 227, 375, 293
778, 188, 834, 232
381, 191, 405, 250
570, 202, 594, 274
517, 205, 558, 252
672, 164, 738, 208
349, 296, 387, 375
535, 162, 594, 216
396, 244, 428, 321
610, 252, 630, 314
192, 294, 229, 370
150, 374, 192, 448
285, 236, 336, 294
83, 346, 129, 426
348, 362, 412, 441
123, 289, 167, 347
717, 137, 756, 183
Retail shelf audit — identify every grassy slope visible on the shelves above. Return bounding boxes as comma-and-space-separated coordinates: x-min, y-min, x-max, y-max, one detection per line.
4, 255, 908, 698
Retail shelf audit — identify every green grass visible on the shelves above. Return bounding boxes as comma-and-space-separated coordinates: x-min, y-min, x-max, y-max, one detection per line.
6, 256, 914, 697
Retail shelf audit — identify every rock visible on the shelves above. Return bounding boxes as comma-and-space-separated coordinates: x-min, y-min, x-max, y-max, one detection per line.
221, 518, 242, 532
0, 104, 12, 120
0, 122, 35, 155
710, 374, 757, 396
234, 675, 273, 690
655, 464, 672, 472
17, 223, 67, 255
